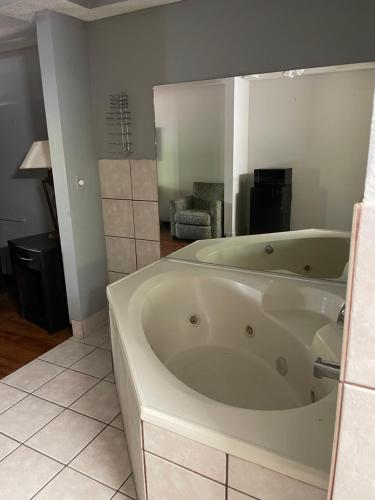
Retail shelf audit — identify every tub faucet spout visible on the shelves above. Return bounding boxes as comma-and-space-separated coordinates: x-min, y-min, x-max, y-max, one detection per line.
337, 303, 345, 329
313, 357, 341, 381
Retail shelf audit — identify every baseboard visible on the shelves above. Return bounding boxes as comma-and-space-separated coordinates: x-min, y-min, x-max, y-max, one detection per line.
71, 306, 108, 339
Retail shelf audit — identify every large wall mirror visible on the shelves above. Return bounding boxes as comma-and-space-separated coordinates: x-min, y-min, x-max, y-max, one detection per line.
153, 62, 375, 281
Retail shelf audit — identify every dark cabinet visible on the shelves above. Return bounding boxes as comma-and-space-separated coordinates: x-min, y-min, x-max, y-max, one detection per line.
8, 234, 70, 333
250, 168, 292, 234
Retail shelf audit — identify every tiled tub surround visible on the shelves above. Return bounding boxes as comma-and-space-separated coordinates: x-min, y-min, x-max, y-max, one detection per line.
108, 259, 347, 500
99, 159, 160, 282
0, 324, 137, 500
329, 202, 375, 499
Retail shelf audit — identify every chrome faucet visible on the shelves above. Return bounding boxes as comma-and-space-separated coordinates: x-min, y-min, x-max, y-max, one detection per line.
313, 357, 341, 381
337, 303, 345, 329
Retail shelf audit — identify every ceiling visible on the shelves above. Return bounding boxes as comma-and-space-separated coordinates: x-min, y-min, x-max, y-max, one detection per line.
0, 0, 182, 52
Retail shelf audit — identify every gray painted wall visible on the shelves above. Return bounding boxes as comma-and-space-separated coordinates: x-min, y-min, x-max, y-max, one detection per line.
0, 46, 50, 274
37, 11, 107, 321
88, 0, 375, 159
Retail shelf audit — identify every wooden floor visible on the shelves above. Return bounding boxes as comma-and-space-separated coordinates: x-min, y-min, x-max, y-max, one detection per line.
160, 222, 190, 257
0, 293, 71, 379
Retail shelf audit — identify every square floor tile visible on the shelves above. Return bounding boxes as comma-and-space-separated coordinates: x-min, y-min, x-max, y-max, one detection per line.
39, 340, 95, 368
80, 325, 110, 347
112, 493, 130, 500
2, 360, 64, 393
120, 474, 137, 499
0, 445, 63, 500
0, 434, 19, 461
0, 383, 27, 414
34, 370, 99, 407
70, 426, 131, 489
70, 349, 112, 378
27, 409, 105, 464
101, 340, 112, 351
0, 395, 63, 442
34, 467, 115, 500
104, 372, 115, 382
110, 413, 124, 430
70, 381, 120, 423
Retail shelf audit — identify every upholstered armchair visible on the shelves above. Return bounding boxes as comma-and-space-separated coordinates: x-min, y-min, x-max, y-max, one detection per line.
170, 182, 224, 240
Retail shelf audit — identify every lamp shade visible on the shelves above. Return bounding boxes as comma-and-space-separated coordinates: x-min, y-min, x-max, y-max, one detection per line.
19, 140, 51, 170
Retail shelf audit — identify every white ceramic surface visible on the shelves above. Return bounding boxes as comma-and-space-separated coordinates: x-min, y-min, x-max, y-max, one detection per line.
168, 229, 350, 281
108, 259, 345, 490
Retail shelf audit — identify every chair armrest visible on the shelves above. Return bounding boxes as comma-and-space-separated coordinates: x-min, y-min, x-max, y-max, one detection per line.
210, 200, 224, 238
169, 196, 193, 237
170, 195, 193, 212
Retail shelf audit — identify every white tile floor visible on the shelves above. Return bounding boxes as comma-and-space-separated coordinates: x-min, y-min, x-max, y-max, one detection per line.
0, 325, 137, 500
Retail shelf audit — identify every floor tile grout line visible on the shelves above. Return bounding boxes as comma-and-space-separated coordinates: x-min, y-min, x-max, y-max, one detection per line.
38, 343, 100, 368
0, 399, 102, 450
0, 365, 115, 435
0, 338, 129, 495
0, 417, 130, 496
116, 472, 134, 498
117, 472, 132, 492
30, 368, 100, 400
32, 378, 103, 413
0, 434, 23, 465
29, 465, 68, 500
108, 412, 123, 429
0, 386, 29, 416
66, 462, 125, 493
26, 423, 130, 498
33, 348, 99, 371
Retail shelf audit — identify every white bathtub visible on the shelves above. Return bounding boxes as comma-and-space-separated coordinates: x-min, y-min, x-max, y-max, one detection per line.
108, 259, 346, 500
168, 229, 350, 281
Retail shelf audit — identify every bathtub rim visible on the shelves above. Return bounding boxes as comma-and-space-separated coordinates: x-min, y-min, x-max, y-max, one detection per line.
107, 258, 346, 491
167, 228, 351, 282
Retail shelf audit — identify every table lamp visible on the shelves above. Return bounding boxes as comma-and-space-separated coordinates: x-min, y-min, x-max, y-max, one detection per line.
19, 140, 58, 238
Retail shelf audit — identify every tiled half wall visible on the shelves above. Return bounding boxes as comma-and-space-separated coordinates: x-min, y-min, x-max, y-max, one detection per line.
99, 160, 160, 283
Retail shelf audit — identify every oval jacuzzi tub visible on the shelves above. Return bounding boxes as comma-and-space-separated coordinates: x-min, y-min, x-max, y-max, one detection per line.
142, 276, 330, 412
168, 229, 350, 281
108, 259, 346, 499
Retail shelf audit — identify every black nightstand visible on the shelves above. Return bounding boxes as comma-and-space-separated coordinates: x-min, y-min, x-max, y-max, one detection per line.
8, 233, 70, 333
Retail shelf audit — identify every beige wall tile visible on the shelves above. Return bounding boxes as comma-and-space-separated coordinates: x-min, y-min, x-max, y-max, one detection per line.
145, 452, 225, 500
332, 383, 375, 499
327, 382, 344, 498
340, 203, 361, 380
143, 422, 226, 483
102, 199, 134, 238
105, 237, 136, 274
345, 202, 375, 388
108, 272, 128, 284
136, 240, 160, 270
111, 327, 146, 500
228, 456, 326, 500
99, 159, 132, 199
130, 159, 158, 201
133, 201, 160, 241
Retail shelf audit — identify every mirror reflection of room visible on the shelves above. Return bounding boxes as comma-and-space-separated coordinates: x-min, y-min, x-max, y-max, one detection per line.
154, 80, 226, 256
154, 63, 375, 278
